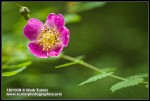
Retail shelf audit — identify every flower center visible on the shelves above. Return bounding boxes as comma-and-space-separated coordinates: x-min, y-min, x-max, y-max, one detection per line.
37, 26, 60, 51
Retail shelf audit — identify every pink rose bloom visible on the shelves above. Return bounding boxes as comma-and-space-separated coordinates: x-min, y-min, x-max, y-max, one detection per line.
24, 13, 70, 58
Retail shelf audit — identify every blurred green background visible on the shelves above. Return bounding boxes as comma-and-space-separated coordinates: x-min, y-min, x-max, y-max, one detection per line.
2, 2, 148, 99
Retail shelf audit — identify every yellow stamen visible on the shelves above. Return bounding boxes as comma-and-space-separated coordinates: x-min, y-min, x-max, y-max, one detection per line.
37, 26, 60, 51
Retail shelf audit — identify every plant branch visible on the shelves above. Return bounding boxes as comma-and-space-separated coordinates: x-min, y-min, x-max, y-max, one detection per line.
61, 54, 147, 84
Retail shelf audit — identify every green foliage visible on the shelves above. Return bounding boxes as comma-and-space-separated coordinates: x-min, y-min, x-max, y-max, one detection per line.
2, 56, 10, 63
68, 2, 107, 13
75, 55, 85, 60
78, 72, 113, 86
3, 61, 31, 69
55, 55, 85, 68
2, 36, 32, 77
2, 60, 32, 77
110, 77, 144, 92
31, 7, 56, 21
55, 60, 82, 68
126, 73, 148, 79
145, 85, 148, 88
64, 14, 81, 24
2, 66, 26, 77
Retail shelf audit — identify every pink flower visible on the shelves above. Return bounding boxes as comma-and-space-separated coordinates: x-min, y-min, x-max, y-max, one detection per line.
24, 13, 70, 58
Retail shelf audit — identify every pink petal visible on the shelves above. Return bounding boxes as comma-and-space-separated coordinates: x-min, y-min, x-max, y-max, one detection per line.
24, 18, 43, 41
28, 42, 48, 58
59, 26, 70, 47
45, 13, 65, 29
47, 45, 64, 57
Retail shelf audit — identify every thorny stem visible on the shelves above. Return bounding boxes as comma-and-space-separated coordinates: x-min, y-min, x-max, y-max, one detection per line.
61, 55, 148, 84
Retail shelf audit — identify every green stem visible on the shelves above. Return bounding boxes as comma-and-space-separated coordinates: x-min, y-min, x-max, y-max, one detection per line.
16, 3, 23, 8
62, 55, 104, 73
110, 75, 126, 80
61, 55, 126, 81
61, 55, 147, 83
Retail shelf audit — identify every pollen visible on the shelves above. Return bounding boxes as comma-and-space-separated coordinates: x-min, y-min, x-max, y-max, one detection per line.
37, 26, 60, 51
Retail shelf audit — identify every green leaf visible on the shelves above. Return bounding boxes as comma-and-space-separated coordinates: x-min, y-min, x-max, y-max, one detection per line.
78, 72, 113, 86
2, 61, 32, 69
69, 2, 107, 13
2, 66, 26, 77
16, 61, 32, 68
55, 55, 85, 68
55, 60, 82, 68
110, 78, 144, 92
64, 14, 81, 24
126, 73, 148, 79
136, 73, 148, 78
76, 55, 85, 60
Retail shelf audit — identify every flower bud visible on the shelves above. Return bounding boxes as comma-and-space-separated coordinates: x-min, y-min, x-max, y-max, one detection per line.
19, 7, 30, 20
20, 7, 30, 15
